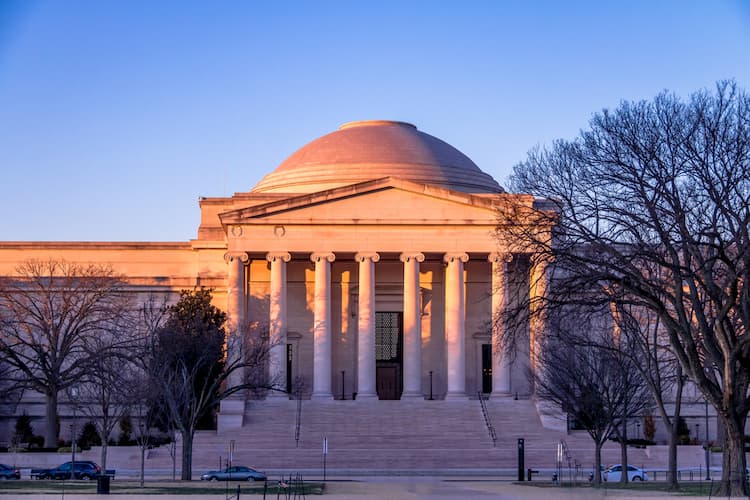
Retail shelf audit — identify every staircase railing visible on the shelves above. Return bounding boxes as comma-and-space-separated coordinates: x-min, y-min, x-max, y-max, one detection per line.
477, 391, 497, 447
556, 439, 581, 483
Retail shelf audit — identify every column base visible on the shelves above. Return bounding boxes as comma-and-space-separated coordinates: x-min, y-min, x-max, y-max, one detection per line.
491, 393, 516, 402
490, 390, 513, 398
311, 392, 333, 400
444, 391, 469, 400
355, 392, 378, 400
401, 391, 424, 399
266, 391, 290, 400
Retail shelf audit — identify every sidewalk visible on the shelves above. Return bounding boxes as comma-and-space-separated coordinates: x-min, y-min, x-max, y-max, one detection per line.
0, 477, 729, 500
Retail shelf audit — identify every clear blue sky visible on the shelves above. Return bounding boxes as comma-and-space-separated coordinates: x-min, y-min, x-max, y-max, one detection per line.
1, 1, 749, 241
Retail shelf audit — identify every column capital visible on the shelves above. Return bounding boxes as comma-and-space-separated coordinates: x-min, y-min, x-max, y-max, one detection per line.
355, 252, 380, 263
488, 252, 513, 264
224, 251, 249, 264
310, 252, 336, 263
399, 252, 425, 263
266, 252, 292, 263
443, 252, 469, 264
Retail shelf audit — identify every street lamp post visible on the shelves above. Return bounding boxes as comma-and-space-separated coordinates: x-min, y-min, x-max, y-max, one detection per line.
69, 387, 79, 479
705, 400, 711, 480
138, 421, 147, 487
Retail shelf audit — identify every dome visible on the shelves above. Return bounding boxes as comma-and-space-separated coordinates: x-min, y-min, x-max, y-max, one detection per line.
252, 120, 503, 194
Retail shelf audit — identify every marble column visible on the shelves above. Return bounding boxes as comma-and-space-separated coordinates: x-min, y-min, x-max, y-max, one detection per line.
224, 251, 249, 388
444, 252, 469, 399
267, 252, 291, 398
311, 252, 335, 398
219, 251, 249, 430
489, 253, 512, 396
225, 251, 249, 331
401, 252, 425, 398
355, 252, 380, 399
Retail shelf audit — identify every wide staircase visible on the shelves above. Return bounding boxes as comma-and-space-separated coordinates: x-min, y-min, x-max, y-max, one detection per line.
172, 397, 641, 473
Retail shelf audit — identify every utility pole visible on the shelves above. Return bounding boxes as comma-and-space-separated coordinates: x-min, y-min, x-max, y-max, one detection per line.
705, 400, 710, 480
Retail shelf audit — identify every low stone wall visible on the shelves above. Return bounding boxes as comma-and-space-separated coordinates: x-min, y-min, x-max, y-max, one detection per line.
0, 445, 143, 468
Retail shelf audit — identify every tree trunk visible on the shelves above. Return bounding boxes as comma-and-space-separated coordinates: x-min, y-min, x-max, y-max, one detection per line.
666, 427, 679, 490
140, 444, 146, 487
716, 413, 748, 497
665, 368, 682, 491
181, 430, 193, 480
99, 397, 110, 470
619, 422, 628, 484
44, 391, 58, 448
100, 441, 108, 471
171, 438, 176, 481
593, 440, 603, 486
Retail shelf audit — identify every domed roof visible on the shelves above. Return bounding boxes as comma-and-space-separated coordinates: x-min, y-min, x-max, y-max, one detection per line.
251, 120, 503, 194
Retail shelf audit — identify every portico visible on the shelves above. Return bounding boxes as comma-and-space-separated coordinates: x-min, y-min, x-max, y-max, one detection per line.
224, 249, 517, 401
203, 121, 555, 412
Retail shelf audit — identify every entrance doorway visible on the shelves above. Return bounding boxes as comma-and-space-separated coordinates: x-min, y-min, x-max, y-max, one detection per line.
481, 344, 492, 394
375, 312, 402, 400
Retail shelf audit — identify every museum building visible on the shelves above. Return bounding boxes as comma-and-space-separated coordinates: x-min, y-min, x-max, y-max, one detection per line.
0, 120, 553, 432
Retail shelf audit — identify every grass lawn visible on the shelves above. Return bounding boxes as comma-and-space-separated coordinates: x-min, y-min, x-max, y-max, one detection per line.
521, 479, 723, 496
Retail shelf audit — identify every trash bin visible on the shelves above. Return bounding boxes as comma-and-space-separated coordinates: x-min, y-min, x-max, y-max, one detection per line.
96, 474, 110, 494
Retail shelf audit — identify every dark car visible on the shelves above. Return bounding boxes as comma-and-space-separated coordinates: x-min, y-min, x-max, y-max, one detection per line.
43, 461, 101, 480
200, 465, 266, 482
0, 463, 21, 480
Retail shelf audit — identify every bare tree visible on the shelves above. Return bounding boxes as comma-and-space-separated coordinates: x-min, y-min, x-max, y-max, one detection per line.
613, 302, 685, 489
500, 81, 750, 495
603, 327, 654, 484
535, 305, 650, 486
147, 289, 273, 480
0, 358, 23, 405
75, 333, 135, 470
126, 293, 170, 486
123, 368, 162, 488
0, 359, 24, 448
0, 260, 131, 447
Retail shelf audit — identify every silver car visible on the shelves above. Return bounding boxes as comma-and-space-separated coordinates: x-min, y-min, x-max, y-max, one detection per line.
200, 466, 266, 482
603, 464, 649, 481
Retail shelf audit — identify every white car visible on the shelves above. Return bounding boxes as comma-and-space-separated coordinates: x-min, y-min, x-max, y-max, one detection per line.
603, 464, 649, 481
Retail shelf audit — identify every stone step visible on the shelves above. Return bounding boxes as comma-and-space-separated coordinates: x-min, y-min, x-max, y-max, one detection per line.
181, 397, 627, 470
102, 398, 655, 472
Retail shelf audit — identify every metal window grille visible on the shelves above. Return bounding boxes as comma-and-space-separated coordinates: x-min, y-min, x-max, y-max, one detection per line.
375, 312, 400, 361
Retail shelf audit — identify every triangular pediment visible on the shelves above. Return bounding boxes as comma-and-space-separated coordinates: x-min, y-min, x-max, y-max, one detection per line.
219, 177, 505, 226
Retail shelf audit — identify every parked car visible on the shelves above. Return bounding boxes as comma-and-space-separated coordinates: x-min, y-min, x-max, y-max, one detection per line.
0, 463, 21, 480
200, 466, 266, 482
31, 461, 102, 480
603, 464, 649, 482
588, 465, 603, 482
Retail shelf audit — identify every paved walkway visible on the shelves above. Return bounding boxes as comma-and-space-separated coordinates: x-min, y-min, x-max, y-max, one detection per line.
0, 477, 733, 500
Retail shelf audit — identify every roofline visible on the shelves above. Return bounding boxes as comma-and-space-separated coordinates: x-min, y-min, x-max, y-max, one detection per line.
0, 241, 193, 250
219, 177, 518, 223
